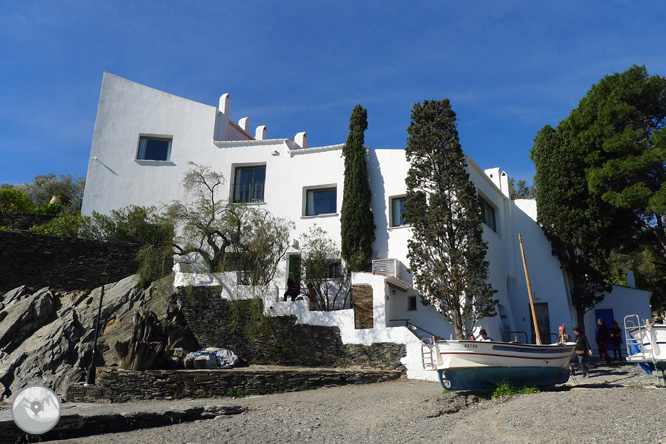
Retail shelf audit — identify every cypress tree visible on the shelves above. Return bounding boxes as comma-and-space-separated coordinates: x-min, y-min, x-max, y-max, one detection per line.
404, 99, 496, 339
340, 104, 375, 271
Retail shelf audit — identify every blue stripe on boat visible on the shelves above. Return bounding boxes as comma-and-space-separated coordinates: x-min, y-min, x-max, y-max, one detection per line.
491, 345, 568, 354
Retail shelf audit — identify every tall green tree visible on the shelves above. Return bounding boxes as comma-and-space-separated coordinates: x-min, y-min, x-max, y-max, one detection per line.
530, 125, 614, 328
340, 104, 375, 271
562, 65, 666, 260
404, 99, 497, 339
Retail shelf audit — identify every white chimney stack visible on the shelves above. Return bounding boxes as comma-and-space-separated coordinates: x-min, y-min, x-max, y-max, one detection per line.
295, 132, 307, 149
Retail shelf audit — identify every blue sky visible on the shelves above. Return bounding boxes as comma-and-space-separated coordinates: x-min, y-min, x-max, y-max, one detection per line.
1, 1, 665, 186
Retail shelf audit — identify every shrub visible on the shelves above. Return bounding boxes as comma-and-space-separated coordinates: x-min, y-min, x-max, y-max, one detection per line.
30, 215, 83, 238
0, 188, 34, 213
491, 380, 540, 399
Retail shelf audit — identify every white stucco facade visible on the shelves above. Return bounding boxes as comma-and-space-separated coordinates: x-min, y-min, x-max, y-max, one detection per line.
82, 73, 653, 378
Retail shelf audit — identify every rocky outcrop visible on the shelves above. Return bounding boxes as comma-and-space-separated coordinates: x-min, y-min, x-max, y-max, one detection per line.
0, 276, 196, 399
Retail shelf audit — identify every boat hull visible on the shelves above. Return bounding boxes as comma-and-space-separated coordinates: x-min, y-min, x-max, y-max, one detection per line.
437, 365, 571, 391
429, 340, 576, 391
625, 322, 666, 374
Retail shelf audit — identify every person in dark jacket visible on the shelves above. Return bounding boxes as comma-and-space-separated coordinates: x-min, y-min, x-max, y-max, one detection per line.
283, 273, 299, 302
609, 321, 623, 361
595, 319, 612, 364
573, 326, 593, 377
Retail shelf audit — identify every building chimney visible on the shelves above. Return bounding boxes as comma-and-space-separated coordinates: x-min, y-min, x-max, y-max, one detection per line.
219, 93, 230, 116
238, 117, 250, 133
295, 132, 307, 149
215, 93, 231, 141
256, 125, 267, 140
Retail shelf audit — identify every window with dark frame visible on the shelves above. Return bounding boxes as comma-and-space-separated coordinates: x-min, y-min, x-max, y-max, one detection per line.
328, 262, 341, 279
233, 165, 266, 203
390, 196, 407, 227
137, 136, 172, 161
479, 195, 497, 232
305, 187, 337, 216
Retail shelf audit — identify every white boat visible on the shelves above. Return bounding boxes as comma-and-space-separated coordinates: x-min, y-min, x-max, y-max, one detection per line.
624, 314, 666, 380
421, 338, 576, 391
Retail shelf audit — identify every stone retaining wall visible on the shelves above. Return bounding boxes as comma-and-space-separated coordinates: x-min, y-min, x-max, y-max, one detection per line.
0, 231, 140, 292
176, 287, 406, 370
0, 211, 57, 230
65, 367, 403, 402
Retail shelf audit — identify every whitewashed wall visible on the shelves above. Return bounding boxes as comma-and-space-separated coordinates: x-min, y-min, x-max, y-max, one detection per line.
83, 74, 653, 379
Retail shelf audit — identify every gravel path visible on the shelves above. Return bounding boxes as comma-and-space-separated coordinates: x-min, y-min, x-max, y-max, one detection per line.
51, 361, 666, 444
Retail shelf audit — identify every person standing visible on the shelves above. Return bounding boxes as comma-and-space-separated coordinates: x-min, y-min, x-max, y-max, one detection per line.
573, 326, 593, 377
596, 318, 612, 364
609, 321, 623, 361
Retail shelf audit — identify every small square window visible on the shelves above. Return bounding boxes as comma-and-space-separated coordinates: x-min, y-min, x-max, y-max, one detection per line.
407, 295, 417, 311
390, 196, 407, 227
305, 187, 337, 216
479, 196, 497, 232
137, 136, 172, 161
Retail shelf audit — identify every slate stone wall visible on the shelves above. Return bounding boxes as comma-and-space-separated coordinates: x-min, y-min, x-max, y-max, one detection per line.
176, 287, 406, 370
352, 284, 374, 329
0, 211, 57, 230
65, 367, 403, 402
0, 231, 140, 292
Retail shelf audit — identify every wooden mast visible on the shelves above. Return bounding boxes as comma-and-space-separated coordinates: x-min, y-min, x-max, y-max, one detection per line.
519, 233, 542, 345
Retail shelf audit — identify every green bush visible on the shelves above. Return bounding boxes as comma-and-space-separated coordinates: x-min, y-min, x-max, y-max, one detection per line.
0, 188, 34, 213
33, 202, 64, 215
491, 380, 540, 399
30, 215, 83, 238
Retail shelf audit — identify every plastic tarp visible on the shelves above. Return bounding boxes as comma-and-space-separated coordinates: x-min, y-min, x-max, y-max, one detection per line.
184, 347, 239, 369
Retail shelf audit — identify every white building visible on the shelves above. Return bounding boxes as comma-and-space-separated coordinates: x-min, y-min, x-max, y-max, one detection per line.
82, 73, 652, 379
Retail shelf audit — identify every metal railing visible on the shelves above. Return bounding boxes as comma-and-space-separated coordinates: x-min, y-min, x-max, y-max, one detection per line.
390, 318, 439, 340
233, 182, 265, 203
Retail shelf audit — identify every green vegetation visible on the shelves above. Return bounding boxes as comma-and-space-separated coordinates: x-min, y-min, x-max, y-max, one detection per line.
509, 178, 536, 199
531, 65, 666, 314
2, 173, 85, 215
229, 297, 273, 340
225, 387, 251, 398
491, 380, 540, 399
404, 99, 497, 339
0, 188, 34, 213
530, 125, 614, 327
30, 214, 84, 238
300, 225, 350, 311
341, 104, 375, 272
167, 162, 292, 283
